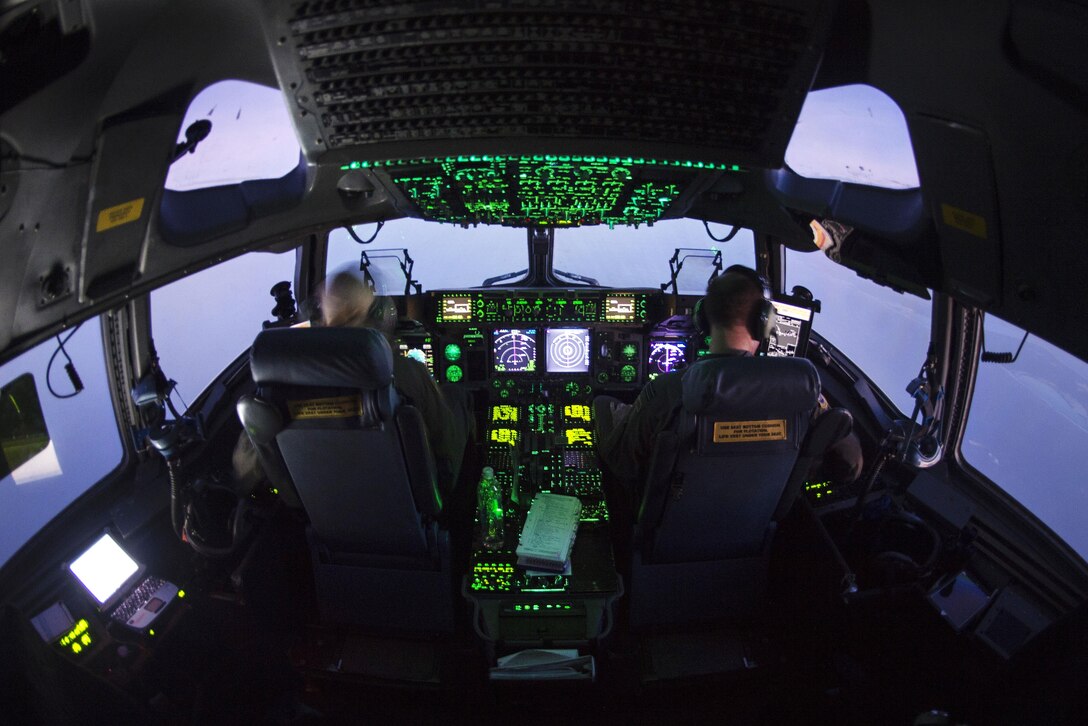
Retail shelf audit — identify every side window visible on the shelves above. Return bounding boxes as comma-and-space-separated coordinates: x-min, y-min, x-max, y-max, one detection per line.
787, 250, 932, 415
963, 317, 1088, 560
151, 250, 297, 403
0, 319, 123, 568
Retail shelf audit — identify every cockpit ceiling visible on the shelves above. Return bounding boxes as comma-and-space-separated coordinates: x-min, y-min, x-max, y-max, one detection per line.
265, 0, 835, 169
359, 155, 743, 227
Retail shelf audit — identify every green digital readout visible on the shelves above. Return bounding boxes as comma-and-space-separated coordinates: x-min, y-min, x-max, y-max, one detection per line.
337, 155, 744, 227
445, 364, 463, 383
444, 343, 462, 362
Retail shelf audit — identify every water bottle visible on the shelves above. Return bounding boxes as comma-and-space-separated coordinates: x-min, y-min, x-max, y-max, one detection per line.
478, 467, 505, 550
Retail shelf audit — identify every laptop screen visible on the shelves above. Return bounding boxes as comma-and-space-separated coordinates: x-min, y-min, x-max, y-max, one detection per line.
68, 533, 139, 606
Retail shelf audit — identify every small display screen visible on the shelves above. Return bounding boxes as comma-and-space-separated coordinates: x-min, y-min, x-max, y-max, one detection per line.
605, 295, 636, 322
493, 329, 537, 373
648, 339, 687, 375
546, 328, 592, 373
442, 295, 473, 321
397, 339, 434, 375
767, 300, 813, 358
68, 533, 139, 606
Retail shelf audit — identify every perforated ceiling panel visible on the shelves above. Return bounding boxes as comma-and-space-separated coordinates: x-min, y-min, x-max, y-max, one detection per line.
265, 0, 834, 168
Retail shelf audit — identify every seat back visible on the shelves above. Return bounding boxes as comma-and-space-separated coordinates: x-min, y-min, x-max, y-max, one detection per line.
239, 327, 452, 631
631, 355, 821, 625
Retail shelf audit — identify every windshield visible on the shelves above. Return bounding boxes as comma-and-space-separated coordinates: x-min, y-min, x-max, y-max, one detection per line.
326, 220, 527, 293
553, 220, 755, 293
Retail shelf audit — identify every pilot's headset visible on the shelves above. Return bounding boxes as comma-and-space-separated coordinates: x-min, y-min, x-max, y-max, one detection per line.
365, 294, 398, 337
693, 265, 776, 347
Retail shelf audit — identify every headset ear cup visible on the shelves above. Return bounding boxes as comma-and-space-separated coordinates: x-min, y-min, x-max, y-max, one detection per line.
693, 298, 709, 335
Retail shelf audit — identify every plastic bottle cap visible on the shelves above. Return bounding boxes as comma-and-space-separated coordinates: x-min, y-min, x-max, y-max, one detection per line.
482, 467, 495, 479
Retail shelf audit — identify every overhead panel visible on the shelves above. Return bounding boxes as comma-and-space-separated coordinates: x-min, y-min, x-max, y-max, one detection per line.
264, 0, 835, 172
342, 155, 745, 227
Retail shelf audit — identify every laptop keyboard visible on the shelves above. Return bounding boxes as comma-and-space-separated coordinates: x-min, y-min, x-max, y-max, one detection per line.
110, 576, 166, 624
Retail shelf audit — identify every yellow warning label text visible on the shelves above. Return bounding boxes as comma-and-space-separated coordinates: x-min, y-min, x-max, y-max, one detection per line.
712, 419, 787, 443
940, 203, 988, 239
95, 198, 145, 233
287, 395, 362, 420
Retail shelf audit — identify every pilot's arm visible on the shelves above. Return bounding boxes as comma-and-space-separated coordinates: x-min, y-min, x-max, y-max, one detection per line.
596, 374, 684, 486
392, 356, 466, 488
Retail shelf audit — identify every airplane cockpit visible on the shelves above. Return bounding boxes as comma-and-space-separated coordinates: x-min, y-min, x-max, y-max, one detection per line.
3, 1, 1088, 723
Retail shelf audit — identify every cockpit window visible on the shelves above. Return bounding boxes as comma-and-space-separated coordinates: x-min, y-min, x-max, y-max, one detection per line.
784, 84, 920, 190
786, 249, 932, 415
151, 249, 297, 403
164, 80, 301, 192
0, 319, 123, 569
964, 317, 1088, 560
552, 220, 755, 293
326, 220, 528, 293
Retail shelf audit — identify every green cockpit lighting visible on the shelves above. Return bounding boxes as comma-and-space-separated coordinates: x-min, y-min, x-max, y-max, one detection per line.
445, 365, 463, 383
444, 343, 462, 362
337, 155, 744, 227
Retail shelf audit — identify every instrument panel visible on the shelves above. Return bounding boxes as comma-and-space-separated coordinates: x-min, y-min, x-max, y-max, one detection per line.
418, 289, 666, 389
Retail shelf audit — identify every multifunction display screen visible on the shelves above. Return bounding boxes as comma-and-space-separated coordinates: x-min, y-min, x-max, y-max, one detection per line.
493, 329, 537, 373
767, 301, 812, 358
441, 295, 473, 322
545, 328, 592, 373
397, 339, 434, 376
604, 295, 636, 322
648, 339, 687, 376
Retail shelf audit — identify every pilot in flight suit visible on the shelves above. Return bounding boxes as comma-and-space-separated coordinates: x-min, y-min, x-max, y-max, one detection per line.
595, 266, 863, 514
321, 271, 469, 490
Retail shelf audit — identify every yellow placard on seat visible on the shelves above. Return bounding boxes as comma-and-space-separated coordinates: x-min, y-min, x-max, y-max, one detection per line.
287, 395, 362, 419
712, 419, 787, 443
940, 203, 988, 239
95, 198, 145, 232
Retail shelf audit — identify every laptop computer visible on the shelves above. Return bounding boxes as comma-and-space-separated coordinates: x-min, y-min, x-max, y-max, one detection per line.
67, 532, 178, 631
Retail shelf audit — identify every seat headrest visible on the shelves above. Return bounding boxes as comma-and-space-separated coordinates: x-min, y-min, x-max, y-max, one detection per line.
681, 355, 819, 415
250, 327, 394, 389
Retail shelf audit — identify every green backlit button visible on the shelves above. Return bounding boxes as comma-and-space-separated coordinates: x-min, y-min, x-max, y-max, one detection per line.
621, 343, 638, 360
444, 343, 462, 362
492, 378, 502, 389
597, 372, 610, 384
445, 365, 463, 383
620, 365, 637, 383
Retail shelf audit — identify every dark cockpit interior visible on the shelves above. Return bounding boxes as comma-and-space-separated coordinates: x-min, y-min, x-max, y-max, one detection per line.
3, 1, 1088, 724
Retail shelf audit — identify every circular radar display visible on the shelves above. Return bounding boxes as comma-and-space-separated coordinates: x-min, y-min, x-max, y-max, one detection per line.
546, 328, 591, 373
649, 340, 687, 375
492, 329, 537, 373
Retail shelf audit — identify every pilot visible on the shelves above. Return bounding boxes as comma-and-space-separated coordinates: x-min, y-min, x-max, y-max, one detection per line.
320, 271, 470, 490
234, 272, 470, 494
595, 265, 863, 511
